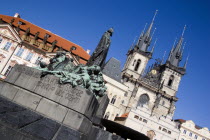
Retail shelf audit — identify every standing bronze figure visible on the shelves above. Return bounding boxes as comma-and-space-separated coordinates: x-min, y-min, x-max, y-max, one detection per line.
86, 28, 114, 68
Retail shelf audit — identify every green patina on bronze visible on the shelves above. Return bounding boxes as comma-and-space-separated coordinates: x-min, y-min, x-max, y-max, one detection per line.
36, 51, 107, 98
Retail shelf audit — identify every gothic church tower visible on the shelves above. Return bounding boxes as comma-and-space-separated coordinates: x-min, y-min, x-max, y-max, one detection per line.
121, 11, 158, 112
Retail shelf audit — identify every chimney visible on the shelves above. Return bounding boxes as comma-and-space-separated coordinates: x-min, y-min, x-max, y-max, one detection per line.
14, 13, 21, 18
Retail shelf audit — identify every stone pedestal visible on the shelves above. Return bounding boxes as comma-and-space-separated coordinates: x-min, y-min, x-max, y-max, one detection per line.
0, 65, 125, 140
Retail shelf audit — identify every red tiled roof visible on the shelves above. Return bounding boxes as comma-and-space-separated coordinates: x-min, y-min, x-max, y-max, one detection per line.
0, 14, 90, 62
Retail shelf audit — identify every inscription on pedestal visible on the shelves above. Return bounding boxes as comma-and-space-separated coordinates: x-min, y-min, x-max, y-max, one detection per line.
36, 75, 84, 104
15, 66, 40, 78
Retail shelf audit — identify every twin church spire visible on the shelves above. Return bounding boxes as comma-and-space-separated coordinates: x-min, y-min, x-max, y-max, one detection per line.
130, 10, 188, 69
135, 10, 158, 53
167, 25, 188, 68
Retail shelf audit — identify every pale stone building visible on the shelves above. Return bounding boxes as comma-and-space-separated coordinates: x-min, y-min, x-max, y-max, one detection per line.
0, 13, 90, 79
175, 119, 210, 140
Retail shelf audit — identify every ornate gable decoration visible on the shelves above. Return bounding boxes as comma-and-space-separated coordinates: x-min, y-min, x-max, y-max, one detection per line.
0, 25, 22, 43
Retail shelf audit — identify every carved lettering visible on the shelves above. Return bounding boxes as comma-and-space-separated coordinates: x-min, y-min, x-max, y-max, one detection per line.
15, 66, 41, 78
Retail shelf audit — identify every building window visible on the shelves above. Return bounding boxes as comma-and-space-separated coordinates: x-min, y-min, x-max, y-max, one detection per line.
0, 37, 3, 44
159, 126, 162, 130
139, 117, 142, 121
202, 138, 206, 140
124, 92, 128, 97
194, 135, 198, 139
4, 66, 13, 76
3, 42, 12, 51
133, 59, 136, 66
134, 59, 141, 71
104, 112, 110, 119
168, 75, 174, 87
25, 52, 33, 61
35, 56, 43, 65
168, 131, 171, 134
181, 138, 185, 140
189, 132, 192, 137
15, 48, 24, 57
134, 115, 139, 119
162, 128, 167, 132
143, 119, 147, 123
183, 130, 187, 134
137, 94, 149, 106
111, 95, 117, 104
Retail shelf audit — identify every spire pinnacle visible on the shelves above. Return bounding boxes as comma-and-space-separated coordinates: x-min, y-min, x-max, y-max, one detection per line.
130, 36, 138, 50
151, 38, 157, 53
181, 25, 186, 37
142, 23, 148, 34
184, 54, 189, 69
152, 10, 158, 22
172, 37, 177, 51
181, 42, 186, 56
137, 23, 147, 45
161, 51, 166, 64
150, 28, 156, 42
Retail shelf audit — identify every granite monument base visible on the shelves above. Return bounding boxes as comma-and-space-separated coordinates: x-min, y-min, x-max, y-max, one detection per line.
0, 65, 124, 140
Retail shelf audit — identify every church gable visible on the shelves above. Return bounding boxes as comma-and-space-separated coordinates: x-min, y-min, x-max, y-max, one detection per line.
0, 25, 21, 42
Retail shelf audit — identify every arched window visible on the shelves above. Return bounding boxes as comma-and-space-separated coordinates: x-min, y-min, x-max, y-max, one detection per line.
138, 94, 149, 106
168, 75, 174, 87
134, 59, 141, 71
111, 95, 117, 104
104, 112, 110, 119
132, 59, 136, 66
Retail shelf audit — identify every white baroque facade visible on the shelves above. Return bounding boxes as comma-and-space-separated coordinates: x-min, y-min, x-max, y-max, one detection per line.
176, 120, 210, 140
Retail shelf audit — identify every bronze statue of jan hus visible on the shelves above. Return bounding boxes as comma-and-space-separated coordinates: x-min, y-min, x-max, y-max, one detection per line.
38, 51, 107, 98
86, 28, 114, 68
37, 28, 115, 98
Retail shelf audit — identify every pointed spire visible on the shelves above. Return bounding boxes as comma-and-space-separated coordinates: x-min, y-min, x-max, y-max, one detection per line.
181, 42, 186, 57
151, 38, 157, 53
167, 38, 177, 61
130, 36, 138, 50
181, 25, 186, 37
167, 25, 187, 67
145, 10, 158, 37
161, 51, 166, 64
137, 23, 147, 45
184, 54, 189, 69
150, 28, 156, 42
136, 10, 158, 53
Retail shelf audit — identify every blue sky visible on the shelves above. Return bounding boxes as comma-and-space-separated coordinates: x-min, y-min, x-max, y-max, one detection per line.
1, 0, 210, 128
